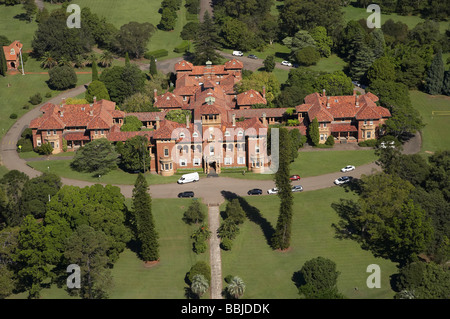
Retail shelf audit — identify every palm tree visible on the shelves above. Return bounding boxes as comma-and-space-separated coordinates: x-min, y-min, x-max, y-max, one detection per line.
99, 50, 114, 68
40, 52, 57, 69
227, 276, 245, 299
191, 274, 209, 298
57, 55, 71, 67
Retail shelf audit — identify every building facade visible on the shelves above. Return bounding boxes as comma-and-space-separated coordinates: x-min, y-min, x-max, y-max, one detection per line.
2, 41, 23, 71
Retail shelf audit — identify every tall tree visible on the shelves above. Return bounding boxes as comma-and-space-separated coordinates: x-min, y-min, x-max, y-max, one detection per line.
271, 128, 294, 250
308, 117, 320, 146
85, 80, 110, 103
14, 215, 53, 299
91, 60, 99, 82
132, 173, 159, 262
70, 138, 119, 176
149, 55, 157, 76
227, 276, 246, 299
193, 12, 222, 65
425, 49, 445, 95
0, 44, 7, 76
117, 135, 151, 173
64, 224, 113, 299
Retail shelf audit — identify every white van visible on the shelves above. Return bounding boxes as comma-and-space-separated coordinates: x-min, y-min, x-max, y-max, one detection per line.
232, 51, 243, 57
177, 172, 200, 184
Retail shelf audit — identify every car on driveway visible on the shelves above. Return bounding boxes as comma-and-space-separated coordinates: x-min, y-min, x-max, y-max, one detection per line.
292, 185, 303, 192
232, 50, 243, 56
281, 61, 292, 67
341, 165, 355, 172
290, 175, 301, 181
178, 191, 194, 198
334, 176, 353, 185
248, 188, 263, 195
248, 54, 258, 59
267, 187, 278, 194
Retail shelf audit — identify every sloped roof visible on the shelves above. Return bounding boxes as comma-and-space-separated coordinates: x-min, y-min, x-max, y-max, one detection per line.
2, 41, 22, 61
224, 59, 244, 70
236, 89, 267, 106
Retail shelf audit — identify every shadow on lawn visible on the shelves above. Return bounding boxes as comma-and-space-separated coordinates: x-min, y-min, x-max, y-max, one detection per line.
220, 190, 275, 246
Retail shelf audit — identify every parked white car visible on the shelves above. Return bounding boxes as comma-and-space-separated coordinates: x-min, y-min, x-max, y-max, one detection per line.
281, 61, 292, 67
232, 51, 243, 57
267, 187, 278, 194
177, 172, 200, 184
334, 176, 353, 185
341, 165, 356, 172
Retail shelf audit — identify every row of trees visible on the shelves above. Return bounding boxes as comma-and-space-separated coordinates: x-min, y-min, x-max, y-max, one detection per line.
0, 171, 159, 299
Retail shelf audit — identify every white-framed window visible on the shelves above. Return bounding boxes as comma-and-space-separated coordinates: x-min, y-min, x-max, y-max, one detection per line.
238, 130, 243, 137
53, 129, 57, 135
47, 130, 50, 136
228, 144, 233, 151
370, 120, 373, 125
164, 148, 169, 157
238, 157, 245, 165
193, 132, 198, 138
255, 145, 260, 153
179, 159, 187, 167
367, 131, 371, 138
364, 120, 367, 125
193, 158, 201, 166
210, 146, 214, 156
101, 129, 104, 135
225, 131, 230, 137
180, 132, 185, 138
37, 139, 42, 146
224, 157, 232, 165
323, 123, 327, 128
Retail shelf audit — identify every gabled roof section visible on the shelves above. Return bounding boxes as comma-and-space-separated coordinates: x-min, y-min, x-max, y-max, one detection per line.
224, 59, 244, 70
174, 60, 194, 72
236, 89, 267, 106
154, 91, 184, 109
3, 41, 22, 61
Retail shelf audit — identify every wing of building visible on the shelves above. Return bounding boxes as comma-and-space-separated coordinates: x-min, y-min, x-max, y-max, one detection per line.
29, 60, 390, 176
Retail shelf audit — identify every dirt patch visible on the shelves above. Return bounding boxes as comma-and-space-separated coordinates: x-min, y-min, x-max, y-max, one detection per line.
276, 247, 293, 253
143, 260, 160, 268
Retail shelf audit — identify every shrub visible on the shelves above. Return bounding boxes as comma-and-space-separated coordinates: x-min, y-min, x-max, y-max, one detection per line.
358, 139, 378, 147
35, 143, 53, 155
296, 46, 321, 66
224, 275, 234, 284
287, 119, 300, 126
29, 93, 43, 105
220, 237, 233, 251
325, 135, 335, 146
9, 113, 17, 119
187, 261, 211, 285
22, 104, 30, 110
48, 65, 77, 90
45, 92, 52, 98
174, 40, 191, 53
193, 240, 207, 254
144, 49, 169, 59
17, 138, 33, 152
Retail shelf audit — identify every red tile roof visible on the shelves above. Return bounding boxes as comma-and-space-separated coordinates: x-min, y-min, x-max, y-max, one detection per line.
127, 111, 167, 122
64, 132, 90, 141
174, 60, 194, 72
154, 92, 184, 109
2, 41, 22, 61
330, 123, 358, 132
224, 59, 244, 70
236, 89, 267, 106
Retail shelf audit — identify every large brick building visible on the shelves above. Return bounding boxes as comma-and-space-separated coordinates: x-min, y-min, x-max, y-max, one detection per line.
29, 59, 390, 176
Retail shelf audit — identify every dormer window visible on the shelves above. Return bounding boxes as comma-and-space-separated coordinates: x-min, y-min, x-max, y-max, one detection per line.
224, 131, 230, 137
10, 49, 15, 55
193, 132, 198, 138
180, 132, 185, 138
238, 131, 243, 137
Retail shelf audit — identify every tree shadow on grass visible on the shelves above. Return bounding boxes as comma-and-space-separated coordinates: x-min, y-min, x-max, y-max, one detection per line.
220, 190, 275, 246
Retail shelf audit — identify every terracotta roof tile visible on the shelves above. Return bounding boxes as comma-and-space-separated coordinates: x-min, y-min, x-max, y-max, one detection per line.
236, 89, 267, 106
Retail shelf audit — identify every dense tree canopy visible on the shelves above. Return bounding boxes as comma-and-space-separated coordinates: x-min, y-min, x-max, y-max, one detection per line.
71, 138, 119, 176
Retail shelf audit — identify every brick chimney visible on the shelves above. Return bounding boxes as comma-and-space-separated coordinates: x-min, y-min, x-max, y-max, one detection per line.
232, 114, 236, 127
322, 89, 326, 98
355, 95, 359, 107
262, 86, 266, 99
93, 96, 97, 103
186, 114, 190, 129
154, 89, 158, 103
155, 116, 160, 130
61, 97, 66, 106
327, 96, 330, 108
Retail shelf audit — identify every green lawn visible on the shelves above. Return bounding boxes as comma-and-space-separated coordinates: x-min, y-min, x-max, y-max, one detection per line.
410, 90, 450, 154
222, 149, 377, 180
0, 5, 40, 49
45, 0, 190, 61
10, 197, 209, 299
308, 54, 347, 73
27, 159, 206, 185
221, 187, 398, 299
343, 2, 448, 31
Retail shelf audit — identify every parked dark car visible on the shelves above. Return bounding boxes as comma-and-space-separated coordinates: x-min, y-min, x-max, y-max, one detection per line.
248, 54, 258, 59
178, 191, 194, 198
247, 188, 263, 195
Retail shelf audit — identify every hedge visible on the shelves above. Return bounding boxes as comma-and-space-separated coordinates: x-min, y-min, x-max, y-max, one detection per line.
144, 49, 168, 60
174, 41, 191, 53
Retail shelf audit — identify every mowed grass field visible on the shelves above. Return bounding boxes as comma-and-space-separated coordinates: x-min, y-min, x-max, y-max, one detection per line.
221, 187, 398, 299
222, 149, 377, 180
410, 90, 450, 154
10, 197, 209, 299
45, 0, 190, 60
